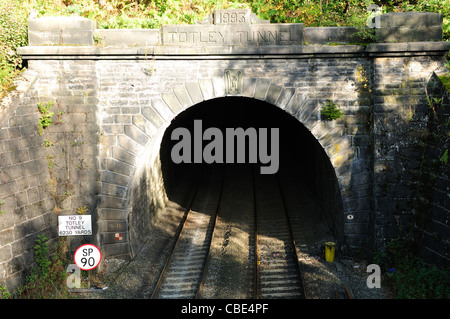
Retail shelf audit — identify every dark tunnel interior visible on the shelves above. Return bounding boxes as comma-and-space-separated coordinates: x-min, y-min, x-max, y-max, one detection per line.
159, 97, 343, 244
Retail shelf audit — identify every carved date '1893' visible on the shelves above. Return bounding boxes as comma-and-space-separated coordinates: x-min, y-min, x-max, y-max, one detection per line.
217, 11, 246, 24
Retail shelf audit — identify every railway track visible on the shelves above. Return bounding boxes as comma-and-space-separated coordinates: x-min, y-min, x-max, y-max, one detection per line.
151, 165, 224, 299
253, 169, 305, 299
151, 164, 306, 299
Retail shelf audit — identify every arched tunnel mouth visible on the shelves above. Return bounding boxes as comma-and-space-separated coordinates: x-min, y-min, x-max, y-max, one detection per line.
160, 97, 343, 241
130, 96, 344, 298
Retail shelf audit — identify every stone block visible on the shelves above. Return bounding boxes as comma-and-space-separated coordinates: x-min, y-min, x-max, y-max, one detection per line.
304, 27, 365, 44
28, 16, 96, 45
198, 79, 214, 101
265, 84, 283, 105
150, 99, 173, 122
112, 146, 136, 166
142, 106, 164, 129
242, 78, 256, 98
377, 26, 443, 42
185, 82, 204, 104
124, 124, 149, 146
285, 93, 306, 116
162, 93, 183, 114
106, 158, 134, 177
213, 9, 251, 25
212, 78, 226, 97
98, 208, 128, 221
132, 114, 156, 137
100, 242, 129, 258
94, 29, 159, 46
376, 12, 443, 42
99, 194, 126, 209
378, 12, 442, 28
20, 160, 41, 176
0, 245, 12, 263
298, 99, 318, 122
101, 182, 128, 198
100, 170, 131, 187
173, 86, 193, 109
161, 23, 304, 46
254, 78, 271, 100
276, 88, 295, 109
117, 135, 144, 155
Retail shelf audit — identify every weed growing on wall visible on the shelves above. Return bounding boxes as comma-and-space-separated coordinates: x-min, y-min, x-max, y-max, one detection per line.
18, 234, 69, 299
0, 284, 11, 299
76, 205, 87, 215
36, 99, 75, 214
374, 239, 450, 298
37, 100, 54, 136
1, 0, 448, 101
425, 84, 448, 168
321, 100, 343, 120
0, 199, 6, 214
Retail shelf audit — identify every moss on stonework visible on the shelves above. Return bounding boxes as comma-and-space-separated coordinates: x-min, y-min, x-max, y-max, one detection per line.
438, 73, 450, 93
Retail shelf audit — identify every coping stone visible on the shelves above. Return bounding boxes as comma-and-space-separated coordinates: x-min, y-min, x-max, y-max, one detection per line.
376, 12, 443, 42
28, 16, 96, 45
95, 29, 160, 47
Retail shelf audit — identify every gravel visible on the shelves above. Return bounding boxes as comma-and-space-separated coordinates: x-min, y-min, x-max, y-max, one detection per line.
76, 237, 390, 300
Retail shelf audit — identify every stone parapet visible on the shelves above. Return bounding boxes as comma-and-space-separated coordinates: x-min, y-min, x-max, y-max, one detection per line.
1, 8, 448, 294
376, 12, 443, 42
28, 16, 96, 45
25, 11, 446, 48
18, 42, 450, 60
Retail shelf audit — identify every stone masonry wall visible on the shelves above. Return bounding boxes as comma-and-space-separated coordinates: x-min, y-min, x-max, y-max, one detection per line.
1, 55, 376, 292
0, 60, 100, 292
95, 57, 374, 259
1, 11, 449, 293
372, 56, 450, 265
2, 51, 449, 293
420, 74, 450, 267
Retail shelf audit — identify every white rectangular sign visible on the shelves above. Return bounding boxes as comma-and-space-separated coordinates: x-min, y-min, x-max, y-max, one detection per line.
58, 215, 92, 236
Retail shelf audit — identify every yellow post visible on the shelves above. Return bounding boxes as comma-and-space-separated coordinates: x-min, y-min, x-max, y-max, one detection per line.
324, 242, 335, 263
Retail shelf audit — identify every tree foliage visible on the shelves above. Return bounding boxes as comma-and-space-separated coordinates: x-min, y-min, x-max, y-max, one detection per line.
0, 0, 449, 98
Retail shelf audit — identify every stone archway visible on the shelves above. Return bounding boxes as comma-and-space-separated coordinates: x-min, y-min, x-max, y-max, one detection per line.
95, 64, 368, 260
125, 79, 347, 258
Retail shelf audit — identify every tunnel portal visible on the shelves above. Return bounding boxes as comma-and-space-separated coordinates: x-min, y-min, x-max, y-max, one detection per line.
130, 97, 344, 264
2, 8, 448, 294
127, 97, 345, 298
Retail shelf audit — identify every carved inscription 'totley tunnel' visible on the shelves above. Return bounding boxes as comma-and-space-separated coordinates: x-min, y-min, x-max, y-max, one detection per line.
161, 9, 304, 46
162, 24, 304, 46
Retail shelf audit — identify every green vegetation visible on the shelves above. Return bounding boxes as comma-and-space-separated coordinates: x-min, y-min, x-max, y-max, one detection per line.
0, 0, 28, 99
0, 0, 448, 99
76, 205, 88, 215
0, 199, 6, 214
18, 234, 69, 299
374, 239, 450, 299
37, 100, 54, 135
440, 73, 450, 93
0, 284, 12, 299
438, 51, 450, 93
321, 99, 343, 120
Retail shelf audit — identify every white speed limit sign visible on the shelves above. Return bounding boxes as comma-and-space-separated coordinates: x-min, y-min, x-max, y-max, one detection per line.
74, 244, 102, 271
